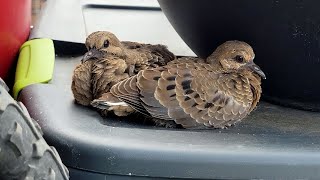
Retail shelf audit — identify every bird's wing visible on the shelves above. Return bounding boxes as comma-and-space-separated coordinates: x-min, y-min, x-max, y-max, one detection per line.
110, 75, 151, 116
167, 56, 205, 64
144, 44, 176, 64
121, 41, 148, 49
122, 41, 176, 68
71, 61, 94, 106
92, 56, 128, 99
122, 41, 175, 61
111, 61, 253, 128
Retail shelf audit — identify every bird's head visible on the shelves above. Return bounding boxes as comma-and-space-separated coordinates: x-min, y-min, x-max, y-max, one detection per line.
207, 40, 266, 79
82, 31, 124, 62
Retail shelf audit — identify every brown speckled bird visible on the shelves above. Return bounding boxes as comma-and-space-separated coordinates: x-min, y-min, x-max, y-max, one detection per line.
71, 31, 176, 106
91, 40, 266, 129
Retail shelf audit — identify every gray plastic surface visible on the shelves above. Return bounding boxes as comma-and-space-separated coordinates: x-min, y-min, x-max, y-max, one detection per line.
69, 167, 175, 180
19, 54, 320, 179
31, 0, 195, 56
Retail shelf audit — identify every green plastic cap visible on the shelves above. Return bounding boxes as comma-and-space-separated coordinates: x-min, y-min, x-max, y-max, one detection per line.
13, 38, 55, 99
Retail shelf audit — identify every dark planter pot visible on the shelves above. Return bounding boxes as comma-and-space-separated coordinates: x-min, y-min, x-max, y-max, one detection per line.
158, 0, 320, 111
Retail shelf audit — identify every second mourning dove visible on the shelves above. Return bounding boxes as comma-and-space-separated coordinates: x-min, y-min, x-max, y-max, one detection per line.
91, 41, 266, 129
71, 31, 176, 106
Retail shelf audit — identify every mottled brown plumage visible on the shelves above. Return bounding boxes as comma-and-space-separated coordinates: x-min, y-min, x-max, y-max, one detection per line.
71, 31, 176, 106
91, 41, 265, 129
71, 61, 94, 106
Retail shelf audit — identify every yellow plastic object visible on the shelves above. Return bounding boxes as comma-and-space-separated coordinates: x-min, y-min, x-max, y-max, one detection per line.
13, 39, 55, 99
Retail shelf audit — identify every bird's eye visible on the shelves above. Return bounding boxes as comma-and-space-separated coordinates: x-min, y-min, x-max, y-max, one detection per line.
234, 55, 244, 63
103, 40, 109, 48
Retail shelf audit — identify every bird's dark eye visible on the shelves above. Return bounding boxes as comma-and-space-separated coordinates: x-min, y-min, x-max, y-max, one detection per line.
234, 55, 244, 63
104, 40, 109, 48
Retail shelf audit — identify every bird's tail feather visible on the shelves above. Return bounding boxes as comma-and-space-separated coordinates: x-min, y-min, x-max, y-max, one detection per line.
91, 99, 128, 110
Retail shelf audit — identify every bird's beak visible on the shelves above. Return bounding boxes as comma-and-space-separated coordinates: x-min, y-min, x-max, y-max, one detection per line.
81, 48, 104, 63
246, 61, 266, 79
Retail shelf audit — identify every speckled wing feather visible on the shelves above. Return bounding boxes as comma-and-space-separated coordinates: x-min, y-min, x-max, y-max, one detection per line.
144, 44, 176, 65
91, 55, 129, 99
110, 58, 255, 128
122, 41, 175, 63
121, 41, 148, 49
167, 56, 205, 65
123, 41, 176, 73
71, 61, 94, 106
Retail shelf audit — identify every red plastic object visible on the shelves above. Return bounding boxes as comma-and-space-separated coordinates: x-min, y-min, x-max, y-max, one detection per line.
0, 0, 31, 80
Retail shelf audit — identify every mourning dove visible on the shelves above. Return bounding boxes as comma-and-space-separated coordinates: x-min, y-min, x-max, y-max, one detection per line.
71, 31, 176, 106
91, 40, 266, 129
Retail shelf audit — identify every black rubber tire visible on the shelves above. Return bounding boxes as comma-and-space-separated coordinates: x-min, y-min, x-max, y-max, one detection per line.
0, 78, 69, 180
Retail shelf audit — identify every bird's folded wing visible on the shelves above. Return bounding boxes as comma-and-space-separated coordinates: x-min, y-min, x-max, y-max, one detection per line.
111, 75, 150, 116
122, 41, 175, 61
92, 56, 128, 98
71, 61, 94, 106
121, 41, 149, 49
123, 41, 176, 67
167, 57, 205, 65
111, 61, 253, 128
